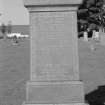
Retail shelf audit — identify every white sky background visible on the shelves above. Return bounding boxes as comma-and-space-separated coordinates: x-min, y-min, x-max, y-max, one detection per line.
0, 0, 29, 25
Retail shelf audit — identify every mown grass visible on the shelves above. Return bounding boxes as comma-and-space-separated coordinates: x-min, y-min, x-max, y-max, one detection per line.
0, 38, 30, 105
0, 37, 105, 105
79, 38, 105, 94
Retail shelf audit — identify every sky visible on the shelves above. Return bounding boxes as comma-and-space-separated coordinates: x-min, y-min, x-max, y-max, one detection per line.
0, 0, 29, 25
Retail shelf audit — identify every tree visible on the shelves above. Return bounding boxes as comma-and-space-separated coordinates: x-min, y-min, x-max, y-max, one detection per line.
7, 21, 12, 33
78, 0, 105, 33
1, 23, 6, 35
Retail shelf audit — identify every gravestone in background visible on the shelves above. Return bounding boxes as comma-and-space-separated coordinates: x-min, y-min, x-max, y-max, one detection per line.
24, 0, 84, 105
99, 29, 105, 46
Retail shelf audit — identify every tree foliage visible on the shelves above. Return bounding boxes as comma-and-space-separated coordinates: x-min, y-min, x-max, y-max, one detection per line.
1, 23, 6, 35
78, 0, 105, 32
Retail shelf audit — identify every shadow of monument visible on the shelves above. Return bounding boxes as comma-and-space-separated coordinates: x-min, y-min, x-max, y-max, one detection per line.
85, 85, 105, 105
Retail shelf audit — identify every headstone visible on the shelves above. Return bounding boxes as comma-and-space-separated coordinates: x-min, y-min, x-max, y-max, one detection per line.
92, 30, 96, 39
100, 31, 105, 46
24, 0, 84, 105
83, 31, 88, 42
95, 31, 100, 41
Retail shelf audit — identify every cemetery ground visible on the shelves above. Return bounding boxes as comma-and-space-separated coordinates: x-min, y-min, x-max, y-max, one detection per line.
0, 36, 105, 105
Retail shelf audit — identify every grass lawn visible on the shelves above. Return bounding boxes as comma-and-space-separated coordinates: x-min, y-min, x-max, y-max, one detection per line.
0, 37, 105, 105
79, 38, 105, 94
0, 38, 30, 105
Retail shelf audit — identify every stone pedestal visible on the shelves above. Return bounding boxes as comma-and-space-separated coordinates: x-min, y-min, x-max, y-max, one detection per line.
24, 0, 84, 105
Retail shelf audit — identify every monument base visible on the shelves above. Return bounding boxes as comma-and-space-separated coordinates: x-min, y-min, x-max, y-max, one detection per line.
25, 81, 84, 104
23, 103, 86, 105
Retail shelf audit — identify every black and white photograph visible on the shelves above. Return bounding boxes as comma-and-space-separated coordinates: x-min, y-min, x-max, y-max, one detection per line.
0, 0, 105, 105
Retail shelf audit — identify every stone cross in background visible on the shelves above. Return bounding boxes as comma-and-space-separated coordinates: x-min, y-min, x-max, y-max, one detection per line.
24, 0, 84, 105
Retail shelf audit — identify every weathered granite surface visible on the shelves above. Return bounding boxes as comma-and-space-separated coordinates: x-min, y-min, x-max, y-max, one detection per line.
24, 0, 82, 6
26, 81, 84, 103
30, 11, 79, 81
24, 0, 84, 105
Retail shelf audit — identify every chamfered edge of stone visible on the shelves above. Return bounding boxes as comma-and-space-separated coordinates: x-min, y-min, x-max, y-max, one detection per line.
26, 81, 84, 86
23, 103, 86, 105
24, 0, 83, 7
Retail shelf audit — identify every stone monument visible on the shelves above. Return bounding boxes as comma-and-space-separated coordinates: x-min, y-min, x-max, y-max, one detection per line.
24, 0, 84, 105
